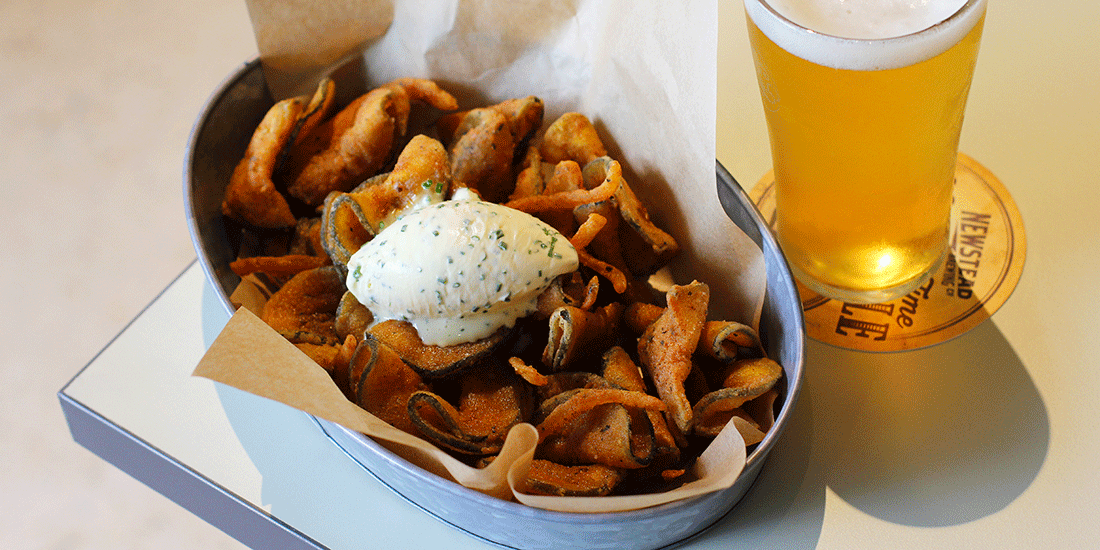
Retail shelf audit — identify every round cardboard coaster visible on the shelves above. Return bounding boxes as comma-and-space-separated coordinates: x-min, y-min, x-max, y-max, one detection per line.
749, 153, 1026, 352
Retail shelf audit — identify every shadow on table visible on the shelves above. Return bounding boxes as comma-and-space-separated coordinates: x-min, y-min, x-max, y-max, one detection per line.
693, 316, 1048, 548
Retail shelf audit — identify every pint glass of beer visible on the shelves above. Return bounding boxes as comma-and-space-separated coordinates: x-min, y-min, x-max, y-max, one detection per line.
745, 0, 987, 303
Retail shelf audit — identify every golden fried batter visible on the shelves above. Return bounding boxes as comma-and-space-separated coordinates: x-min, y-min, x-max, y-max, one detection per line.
637, 281, 710, 435
221, 96, 303, 228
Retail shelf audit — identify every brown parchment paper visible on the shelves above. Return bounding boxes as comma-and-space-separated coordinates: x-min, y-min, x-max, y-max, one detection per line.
195, 0, 770, 512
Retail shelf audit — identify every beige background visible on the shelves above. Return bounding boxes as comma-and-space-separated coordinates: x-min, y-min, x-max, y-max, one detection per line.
4, 0, 1100, 548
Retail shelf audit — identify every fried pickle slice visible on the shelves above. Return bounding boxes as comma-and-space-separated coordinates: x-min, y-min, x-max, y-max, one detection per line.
292, 334, 356, 396
510, 146, 546, 201
503, 157, 622, 214
287, 216, 325, 257
229, 254, 330, 278
600, 346, 682, 470
275, 77, 337, 176
534, 388, 664, 474
599, 345, 646, 392
531, 160, 584, 236
571, 212, 630, 294
536, 388, 664, 438
692, 358, 782, 440
541, 302, 623, 372
637, 281, 709, 435
716, 357, 783, 401
334, 290, 373, 340
625, 302, 762, 361
221, 96, 304, 228
522, 459, 626, 497
407, 364, 532, 455
492, 96, 545, 158
537, 400, 655, 469
350, 134, 451, 232
702, 322, 764, 361
285, 78, 457, 206
368, 320, 509, 380
447, 107, 514, 202
261, 265, 346, 346
441, 96, 544, 203
539, 112, 608, 166
533, 372, 612, 419
692, 397, 766, 444
574, 199, 631, 278
347, 332, 427, 434
534, 272, 600, 319
582, 157, 679, 275
319, 135, 451, 267
535, 365, 658, 471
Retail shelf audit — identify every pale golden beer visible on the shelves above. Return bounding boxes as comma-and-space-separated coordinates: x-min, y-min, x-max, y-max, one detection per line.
746, 0, 987, 303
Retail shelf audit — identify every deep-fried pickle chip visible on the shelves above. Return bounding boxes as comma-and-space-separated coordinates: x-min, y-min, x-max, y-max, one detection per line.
539, 112, 608, 166
368, 320, 509, 380
599, 346, 646, 392
276, 77, 337, 176
693, 357, 782, 439
637, 281, 709, 435
319, 135, 451, 267
503, 157, 622, 214
692, 396, 766, 444
285, 79, 457, 205
447, 107, 514, 202
535, 365, 657, 471
334, 290, 373, 340
537, 400, 655, 469
542, 302, 623, 372
522, 459, 626, 497
222, 96, 304, 228
407, 364, 532, 455
582, 157, 679, 275
536, 388, 664, 443
510, 146, 546, 201
534, 272, 600, 319
508, 357, 550, 386
704, 322, 764, 361
492, 96, 544, 157
293, 334, 356, 391
319, 192, 369, 268
533, 160, 584, 235
230, 254, 330, 278
533, 373, 612, 425
716, 357, 783, 400
347, 332, 427, 434
571, 212, 630, 294
624, 301, 663, 331
442, 96, 544, 203
288, 216, 326, 257
625, 302, 762, 361
261, 265, 346, 346
600, 347, 683, 472
574, 199, 630, 276
340, 134, 451, 233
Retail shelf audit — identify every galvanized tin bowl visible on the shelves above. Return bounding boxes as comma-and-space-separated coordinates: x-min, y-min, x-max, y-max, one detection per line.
185, 58, 805, 550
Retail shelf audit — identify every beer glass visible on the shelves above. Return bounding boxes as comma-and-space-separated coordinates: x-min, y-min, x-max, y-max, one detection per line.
745, 0, 987, 303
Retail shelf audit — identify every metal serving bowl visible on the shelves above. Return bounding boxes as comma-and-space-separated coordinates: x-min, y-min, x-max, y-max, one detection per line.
185, 58, 805, 550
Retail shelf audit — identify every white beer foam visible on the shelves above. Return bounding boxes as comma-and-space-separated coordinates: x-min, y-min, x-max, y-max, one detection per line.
745, 0, 986, 70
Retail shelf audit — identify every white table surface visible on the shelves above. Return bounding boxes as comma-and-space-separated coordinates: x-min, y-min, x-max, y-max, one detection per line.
59, 1, 1100, 548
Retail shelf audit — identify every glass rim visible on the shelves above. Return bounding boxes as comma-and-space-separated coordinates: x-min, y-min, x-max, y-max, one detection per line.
748, 0, 985, 44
